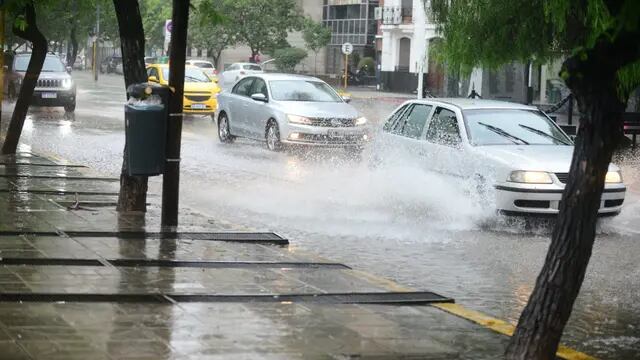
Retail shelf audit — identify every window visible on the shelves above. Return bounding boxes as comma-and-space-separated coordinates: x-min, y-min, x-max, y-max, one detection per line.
243, 64, 263, 71
233, 77, 255, 96
250, 78, 268, 98
401, 104, 432, 138
383, 104, 411, 133
463, 109, 572, 146
426, 108, 462, 146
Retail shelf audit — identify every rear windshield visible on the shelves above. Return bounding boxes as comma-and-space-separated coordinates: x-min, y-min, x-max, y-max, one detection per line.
14, 55, 66, 72
194, 62, 214, 69
243, 64, 262, 71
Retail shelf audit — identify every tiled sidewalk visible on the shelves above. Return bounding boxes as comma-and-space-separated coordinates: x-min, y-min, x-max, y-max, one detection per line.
0, 152, 511, 359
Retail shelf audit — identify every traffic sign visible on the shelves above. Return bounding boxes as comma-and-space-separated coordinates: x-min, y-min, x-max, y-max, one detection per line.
341, 42, 353, 55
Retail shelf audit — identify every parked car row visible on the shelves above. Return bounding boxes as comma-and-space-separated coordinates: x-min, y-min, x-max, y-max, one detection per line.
214, 72, 627, 218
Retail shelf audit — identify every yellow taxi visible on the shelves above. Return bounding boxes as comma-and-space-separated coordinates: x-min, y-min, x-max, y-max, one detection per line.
146, 64, 221, 116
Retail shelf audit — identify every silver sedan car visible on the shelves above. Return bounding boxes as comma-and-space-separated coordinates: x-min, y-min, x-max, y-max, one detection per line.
216, 74, 370, 151
377, 98, 626, 216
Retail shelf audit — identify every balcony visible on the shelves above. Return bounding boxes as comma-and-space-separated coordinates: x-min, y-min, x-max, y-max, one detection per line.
381, 6, 413, 25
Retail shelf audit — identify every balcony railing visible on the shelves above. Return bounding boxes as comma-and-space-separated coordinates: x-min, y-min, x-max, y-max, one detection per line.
381, 6, 413, 25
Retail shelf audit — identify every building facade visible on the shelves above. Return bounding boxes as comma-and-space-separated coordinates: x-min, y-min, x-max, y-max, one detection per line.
322, 0, 379, 75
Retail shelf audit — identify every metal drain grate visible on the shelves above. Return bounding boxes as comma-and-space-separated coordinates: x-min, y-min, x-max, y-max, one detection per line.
0, 257, 349, 269
0, 231, 289, 245
0, 291, 453, 305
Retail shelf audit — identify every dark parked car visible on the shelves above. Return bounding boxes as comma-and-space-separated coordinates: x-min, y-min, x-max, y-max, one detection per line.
100, 56, 122, 74
5, 52, 76, 112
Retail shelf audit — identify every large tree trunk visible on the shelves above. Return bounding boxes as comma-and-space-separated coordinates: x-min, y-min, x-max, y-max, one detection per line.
161, 0, 190, 227
113, 0, 149, 212
506, 33, 637, 359
1, 1, 47, 155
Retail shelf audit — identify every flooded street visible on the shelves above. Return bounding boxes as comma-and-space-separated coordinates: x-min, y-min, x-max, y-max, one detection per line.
6, 71, 640, 359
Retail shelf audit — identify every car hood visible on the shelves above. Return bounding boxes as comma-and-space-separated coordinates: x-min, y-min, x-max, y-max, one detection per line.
275, 101, 359, 118
184, 81, 219, 93
474, 145, 620, 172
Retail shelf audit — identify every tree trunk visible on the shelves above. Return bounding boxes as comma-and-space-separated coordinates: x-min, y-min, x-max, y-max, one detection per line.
506, 34, 635, 359
1, 1, 47, 155
67, 29, 78, 67
161, 0, 190, 227
113, 0, 149, 212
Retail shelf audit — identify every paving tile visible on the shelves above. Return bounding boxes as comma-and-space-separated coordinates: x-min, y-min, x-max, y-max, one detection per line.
0, 340, 32, 360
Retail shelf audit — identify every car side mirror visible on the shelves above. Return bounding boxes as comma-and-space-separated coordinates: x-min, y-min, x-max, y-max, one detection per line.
342, 95, 351, 103
251, 93, 268, 102
148, 75, 158, 83
2, 65, 8, 72
66, 66, 72, 73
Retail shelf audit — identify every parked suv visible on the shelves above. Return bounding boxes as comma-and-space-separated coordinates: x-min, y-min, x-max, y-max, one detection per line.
6, 53, 77, 112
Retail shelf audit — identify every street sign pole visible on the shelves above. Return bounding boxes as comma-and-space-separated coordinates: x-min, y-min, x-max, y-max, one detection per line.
94, 4, 100, 82
344, 54, 348, 89
341, 42, 353, 90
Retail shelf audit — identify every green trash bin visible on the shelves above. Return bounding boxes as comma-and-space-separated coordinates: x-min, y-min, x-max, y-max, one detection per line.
125, 102, 167, 176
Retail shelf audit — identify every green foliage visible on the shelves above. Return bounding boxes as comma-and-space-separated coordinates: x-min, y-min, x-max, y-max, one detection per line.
273, 46, 307, 72
428, 0, 640, 93
357, 57, 375, 75
302, 17, 331, 54
189, 0, 236, 66
140, 0, 171, 52
223, 0, 304, 55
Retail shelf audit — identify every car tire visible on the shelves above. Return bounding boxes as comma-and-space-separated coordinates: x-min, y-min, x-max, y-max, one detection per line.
64, 102, 76, 113
217, 112, 235, 143
265, 120, 282, 152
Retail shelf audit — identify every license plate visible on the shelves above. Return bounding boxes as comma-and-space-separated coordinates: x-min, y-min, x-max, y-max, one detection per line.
191, 103, 206, 109
328, 130, 347, 139
41, 92, 57, 99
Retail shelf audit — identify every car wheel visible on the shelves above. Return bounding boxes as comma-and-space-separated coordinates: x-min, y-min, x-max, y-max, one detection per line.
217, 112, 235, 143
64, 102, 76, 113
265, 120, 282, 152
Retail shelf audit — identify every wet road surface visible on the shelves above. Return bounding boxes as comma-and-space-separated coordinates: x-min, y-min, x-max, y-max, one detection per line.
3, 71, 640, 359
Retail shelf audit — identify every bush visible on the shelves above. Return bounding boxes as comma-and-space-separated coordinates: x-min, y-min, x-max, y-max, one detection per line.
358, 57, 375, 75
273, 47, 308, 73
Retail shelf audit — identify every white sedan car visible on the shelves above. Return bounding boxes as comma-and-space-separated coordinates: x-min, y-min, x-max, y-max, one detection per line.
216, 73, 370, 152
220, 62, 263, 88
377, 98, 626, 216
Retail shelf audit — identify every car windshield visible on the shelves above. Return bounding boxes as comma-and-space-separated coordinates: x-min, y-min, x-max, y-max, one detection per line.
243, 64, 262, 71
14, 56, 66, 72
269, 80, 342, 102
464, 109, 572, 146
194, 62, 214, 69
162, 68, 211, 82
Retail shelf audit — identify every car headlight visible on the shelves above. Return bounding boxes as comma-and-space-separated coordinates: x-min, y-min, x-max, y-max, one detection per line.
508, 171, 553, 184
605, 171, 622, 183
62, 78, 73, 89
287, 114, 313, 125
355, 116, 367, 126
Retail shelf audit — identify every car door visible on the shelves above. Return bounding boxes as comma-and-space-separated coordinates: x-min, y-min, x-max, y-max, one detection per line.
227, 77, 255, 136
423, 106, 466, 178
244, 77, 270, 139
380, 103, 434, 165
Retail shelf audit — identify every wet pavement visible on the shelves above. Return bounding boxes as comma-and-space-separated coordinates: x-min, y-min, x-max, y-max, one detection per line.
1, 71, 639, 358
0, 152, 517, 360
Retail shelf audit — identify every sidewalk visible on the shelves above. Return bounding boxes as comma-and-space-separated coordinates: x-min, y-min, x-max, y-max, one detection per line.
0, 152, 587, 359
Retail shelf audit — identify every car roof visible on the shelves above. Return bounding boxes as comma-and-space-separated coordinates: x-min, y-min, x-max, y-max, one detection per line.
252, 73, 323, 82
409, 98, 537, 111
232, 62, 262, 66
149, 64, 197, 69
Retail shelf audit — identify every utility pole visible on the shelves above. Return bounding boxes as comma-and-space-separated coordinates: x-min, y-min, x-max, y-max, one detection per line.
0, 8, 5, 128
161, 0, 190, 228
94, 4, 100, 82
